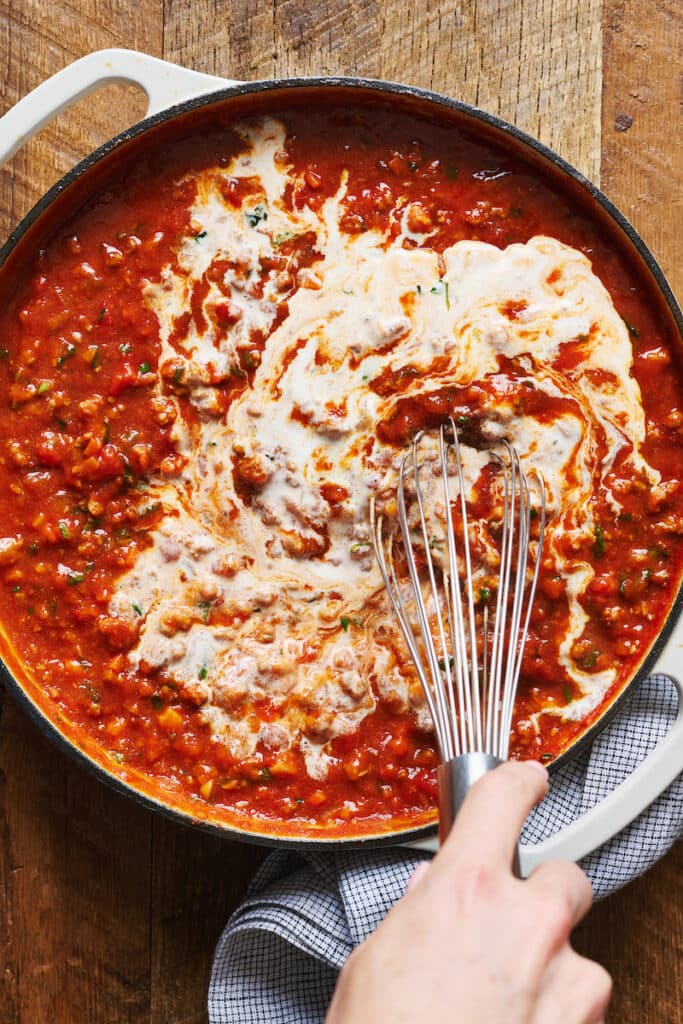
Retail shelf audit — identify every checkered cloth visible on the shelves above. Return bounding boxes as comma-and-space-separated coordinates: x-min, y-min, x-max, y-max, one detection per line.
209, 674, 682, 1024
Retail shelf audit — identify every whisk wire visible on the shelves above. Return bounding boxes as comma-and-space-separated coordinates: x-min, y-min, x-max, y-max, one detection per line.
370, 422, 545, 770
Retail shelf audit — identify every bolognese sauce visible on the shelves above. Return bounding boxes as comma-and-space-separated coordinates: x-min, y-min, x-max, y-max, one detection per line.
0, 97, 681, 837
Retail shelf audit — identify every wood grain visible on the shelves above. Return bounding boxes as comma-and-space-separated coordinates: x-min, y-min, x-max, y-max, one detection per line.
0, 1, 681, 1021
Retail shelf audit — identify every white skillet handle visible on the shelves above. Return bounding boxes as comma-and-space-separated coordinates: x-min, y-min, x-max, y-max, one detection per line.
0, 48, 237, 167
408, 613, 683, 866
519, 612, 683, 875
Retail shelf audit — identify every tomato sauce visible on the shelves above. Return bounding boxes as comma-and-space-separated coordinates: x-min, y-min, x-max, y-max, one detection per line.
0, 95, 681, 837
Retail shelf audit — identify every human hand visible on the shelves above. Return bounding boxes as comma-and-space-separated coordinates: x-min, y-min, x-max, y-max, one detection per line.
326, 760, 612, 1024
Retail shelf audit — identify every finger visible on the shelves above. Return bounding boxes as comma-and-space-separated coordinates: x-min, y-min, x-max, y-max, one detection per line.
405, 861, 430, 893
439, 760, 548, 871
528, 859, 594, 930
532, 946, 613, 1024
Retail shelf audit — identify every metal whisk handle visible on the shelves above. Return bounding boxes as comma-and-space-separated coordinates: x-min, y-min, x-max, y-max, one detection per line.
438, 753, 522, 876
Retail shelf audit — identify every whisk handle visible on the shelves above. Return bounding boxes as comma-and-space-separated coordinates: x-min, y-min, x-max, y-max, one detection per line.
438, 753, 521, 875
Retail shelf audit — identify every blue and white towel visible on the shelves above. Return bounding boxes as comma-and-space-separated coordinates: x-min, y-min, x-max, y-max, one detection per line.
209, 674, 682, 1023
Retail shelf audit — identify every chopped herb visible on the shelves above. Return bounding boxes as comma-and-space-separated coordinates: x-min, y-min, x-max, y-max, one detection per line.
272, 231, 296, 247
563, 683, 573, 704
173, 366, 184, 384
151, 695, 163, 711
11, 585, 20, 594
361, 374, 369, 382
577, 649, 601, 670
132, 603, 143, 616
259, 767, 272, 782
456, 414, 470, 426
621, 316, 640, 338
97, 307, 107, 323
540, 753, 553, 762
197, 598, 212, 623
119, 342, 132, 354
58, 521, 71, 540
529, 507, 538, 519
139, 361, 151, 375
342, 287, 355, 296
57, 344, 76, 366
619, 574, 627, 596
350, 541, 370, 553
416, 284, 422, 294
649, 545, 669, 560
339, 615, 363, 631
90, 346, 101, 370
67, 573, 85, 586
592, 524, 606, 558
28, 542, 38, 555
110, 751, 125, 764
430, 278, 451, 309
478, 586, 492, 604
295, 797, 304, 804
194, 230, 207, 241
246, 204, 268, 227
617, 512, 633, 522
407, 160, 418, 171
37, 381, 51, 395
0, 347, 8, 359
438, 655, 455, 671
198, 663, 208, 680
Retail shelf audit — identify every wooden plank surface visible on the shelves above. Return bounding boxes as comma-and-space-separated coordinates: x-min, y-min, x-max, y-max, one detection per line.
0, 1, 681, 1021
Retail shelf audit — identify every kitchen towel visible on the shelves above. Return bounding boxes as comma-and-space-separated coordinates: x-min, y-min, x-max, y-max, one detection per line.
209, 673, 682, 1024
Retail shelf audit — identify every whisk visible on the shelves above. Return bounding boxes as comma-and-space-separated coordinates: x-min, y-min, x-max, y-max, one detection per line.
370, 419, 545, 845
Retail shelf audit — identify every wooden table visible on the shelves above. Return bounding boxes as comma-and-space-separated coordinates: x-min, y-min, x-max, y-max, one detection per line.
0, 2, 681, 1021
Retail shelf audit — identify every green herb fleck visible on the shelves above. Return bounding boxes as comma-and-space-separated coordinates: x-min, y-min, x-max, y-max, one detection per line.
198, 663, 208, 680
58, 344, 76, 366
67, 573, 85, 586
0, 347, 8, 359
194, 230, 207, 241
350, 541, 370, 553
97, 307, 107, 323
28, 542, 38, 555
416, 284, 422, 294
273, 231, 296, 247
139, 361, 151, 375
151, 695, 163, 711
259, 767, 272, 782
540, 753, 553, 762
478, 586, 492, 604
132, 603, 143, 616
58, 521, 70, 540
340, 615, 350, 632
430, 278, 450, 309
577, 649, 601, 670
37, 381, 51, 395
110, 751, 125, 764
563, 683, 573, 704
119, 342, 132, 355
246, 204, 268, 228
197, 599, 212, 623
592, 524, 606, 558
90, 346, 101, 370
173, 366, 184, 384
